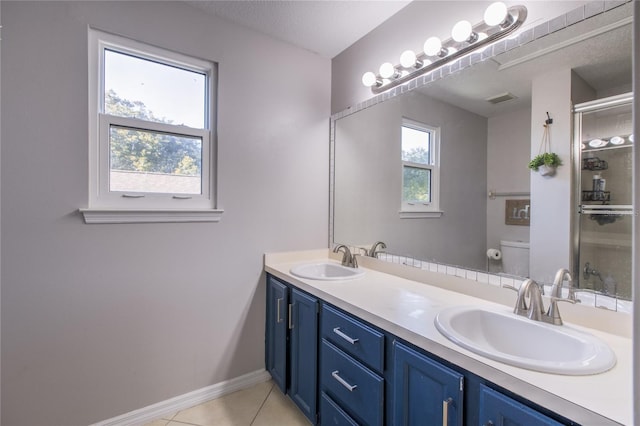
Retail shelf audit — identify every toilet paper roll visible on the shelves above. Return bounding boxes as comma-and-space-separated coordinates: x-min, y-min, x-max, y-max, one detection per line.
487, 248, 502, 260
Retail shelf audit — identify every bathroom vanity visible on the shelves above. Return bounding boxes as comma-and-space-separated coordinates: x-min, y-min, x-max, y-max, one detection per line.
264, 250, 631, 426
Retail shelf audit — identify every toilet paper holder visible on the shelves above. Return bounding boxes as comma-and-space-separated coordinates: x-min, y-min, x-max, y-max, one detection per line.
487, 248, 502, 260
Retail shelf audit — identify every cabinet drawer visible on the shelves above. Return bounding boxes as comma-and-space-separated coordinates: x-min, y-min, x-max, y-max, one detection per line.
320, 392, 359, 426
479, 384, 564, 426
320, 339, 383, 426
321, 305, 384, 373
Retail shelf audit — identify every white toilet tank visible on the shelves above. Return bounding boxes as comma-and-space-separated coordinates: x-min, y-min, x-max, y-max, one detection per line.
500, 240, 530, 277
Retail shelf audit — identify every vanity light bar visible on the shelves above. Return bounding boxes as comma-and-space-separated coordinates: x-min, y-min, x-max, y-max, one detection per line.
362, 2, 527, 94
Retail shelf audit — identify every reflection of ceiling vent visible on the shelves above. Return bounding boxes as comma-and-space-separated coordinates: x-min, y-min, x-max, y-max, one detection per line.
486, 92, 517, 104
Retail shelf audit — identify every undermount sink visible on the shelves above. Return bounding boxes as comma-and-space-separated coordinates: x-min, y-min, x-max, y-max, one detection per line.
435, 306, 616, 375
290, 262, 365, 281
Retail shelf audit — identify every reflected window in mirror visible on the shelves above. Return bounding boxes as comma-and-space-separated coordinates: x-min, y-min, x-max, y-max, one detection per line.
401, 118, 440, 215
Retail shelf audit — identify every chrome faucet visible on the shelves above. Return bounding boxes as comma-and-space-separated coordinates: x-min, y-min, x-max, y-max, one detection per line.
368, 241, 387, 258
546, 268, 577, 325
512, 270, 577, 325
513, 279, 544, 321
333, 244, 358, 268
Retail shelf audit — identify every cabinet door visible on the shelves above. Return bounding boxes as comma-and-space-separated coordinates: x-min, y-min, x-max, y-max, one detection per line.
290, 289, 318, 423
478, 385, 563, 426
265, 276, 288, 393
393, 341, 464, 426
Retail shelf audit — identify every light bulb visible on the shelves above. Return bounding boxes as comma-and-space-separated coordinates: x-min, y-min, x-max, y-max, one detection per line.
451, 20, 474, 42
361, 71, 378, 87
484, 2, 508, 26
610, 136, 625, 145
424, 37, 443, 56
589, 139, 607, 148
379, 62, 397, 79
400, 50, 418, 68
629, 134, 634, 143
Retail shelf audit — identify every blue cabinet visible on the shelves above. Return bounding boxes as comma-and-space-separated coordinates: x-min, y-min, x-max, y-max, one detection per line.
320, 339, 384, 425
319, 304, 385, 426
393, 341, 464, 426
265, 275, 318, 424
478, 384, 564, 426
265, 276, 288, 393
290, 289, 319, 422
266, 274, 577, 426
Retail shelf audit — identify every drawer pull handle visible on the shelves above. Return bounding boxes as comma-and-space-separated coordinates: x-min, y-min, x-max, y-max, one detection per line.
333, 327, 359, 344
276, 298, 283, 323
331, 370, 357, 392
442, 397, 453, 426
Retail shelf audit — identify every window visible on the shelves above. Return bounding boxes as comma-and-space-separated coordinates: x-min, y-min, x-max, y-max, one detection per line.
400, 118, 441, 217
83, 29, 221, 223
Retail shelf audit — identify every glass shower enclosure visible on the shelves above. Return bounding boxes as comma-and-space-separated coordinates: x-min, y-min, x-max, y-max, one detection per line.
573, 92, 633, 301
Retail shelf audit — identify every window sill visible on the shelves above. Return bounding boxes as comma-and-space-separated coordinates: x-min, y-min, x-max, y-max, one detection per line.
398, 210, 444, 219
79, 208, 224, 224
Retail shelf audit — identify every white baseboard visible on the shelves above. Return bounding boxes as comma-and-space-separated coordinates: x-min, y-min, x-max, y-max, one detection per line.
91, 369, 272, 426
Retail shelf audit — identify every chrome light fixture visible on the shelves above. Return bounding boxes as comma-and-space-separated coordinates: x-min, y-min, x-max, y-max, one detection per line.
362, 2, 527, 93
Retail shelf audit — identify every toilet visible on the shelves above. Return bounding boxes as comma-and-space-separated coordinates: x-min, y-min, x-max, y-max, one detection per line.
500, 240, 530, 277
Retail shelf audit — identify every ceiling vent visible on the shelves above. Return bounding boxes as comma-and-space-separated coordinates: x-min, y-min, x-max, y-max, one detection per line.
486, 92, 517, 104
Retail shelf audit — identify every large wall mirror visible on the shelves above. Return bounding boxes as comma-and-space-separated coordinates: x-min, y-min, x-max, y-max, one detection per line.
331, 2, 633, 305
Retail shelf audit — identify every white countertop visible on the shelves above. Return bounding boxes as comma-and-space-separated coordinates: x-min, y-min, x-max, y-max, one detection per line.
265, 249, 633, 425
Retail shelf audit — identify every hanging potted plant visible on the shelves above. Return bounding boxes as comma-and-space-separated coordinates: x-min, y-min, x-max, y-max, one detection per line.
529, 113, 561, 177
528, 152, 562, 176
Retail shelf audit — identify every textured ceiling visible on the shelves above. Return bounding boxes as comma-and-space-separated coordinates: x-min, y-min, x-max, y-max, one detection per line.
186, 0, 410, 58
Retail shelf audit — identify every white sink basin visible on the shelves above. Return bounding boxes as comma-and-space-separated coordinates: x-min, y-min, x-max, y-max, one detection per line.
290, 262, 365, 281
434, 306, 616, 375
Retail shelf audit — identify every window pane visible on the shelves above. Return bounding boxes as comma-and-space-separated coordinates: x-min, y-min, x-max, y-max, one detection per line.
104, 49, 206, 129
403, 166, 431, 202
402, 126, 430, 164
109, 126, 202, 195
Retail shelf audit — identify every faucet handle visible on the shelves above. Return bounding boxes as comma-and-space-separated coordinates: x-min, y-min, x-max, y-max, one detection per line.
550, 295, 577, 305
502, 284, 519, 292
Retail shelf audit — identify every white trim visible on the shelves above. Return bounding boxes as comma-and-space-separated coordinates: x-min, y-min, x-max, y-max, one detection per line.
88, 27, 217, 211
90, 369, 271, 426
400, 119, 441, 213
79, 208, 224, 224
399, 210, 444, 219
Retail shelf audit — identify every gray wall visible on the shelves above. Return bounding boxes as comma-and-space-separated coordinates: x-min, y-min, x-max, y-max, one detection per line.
334, 91, 487, 269
529, 68, 573, 284
486, 107, 531, 258
0, 2, 329, 425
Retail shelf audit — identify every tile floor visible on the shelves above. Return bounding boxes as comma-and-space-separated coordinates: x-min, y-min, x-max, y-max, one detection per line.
144, 380, 311, 426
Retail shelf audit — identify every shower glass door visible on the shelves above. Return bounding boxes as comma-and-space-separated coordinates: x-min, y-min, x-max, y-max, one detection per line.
573, 93, 633, 300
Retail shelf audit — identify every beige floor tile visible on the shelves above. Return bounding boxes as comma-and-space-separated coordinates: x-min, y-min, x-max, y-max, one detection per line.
172, 380, 274, 426
251, 385, 311, 426
143, 419, 169, 426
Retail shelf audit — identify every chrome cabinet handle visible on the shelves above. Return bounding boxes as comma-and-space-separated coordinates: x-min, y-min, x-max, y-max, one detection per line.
442, 397, 453, 426
276, 298, 283, 323
333, 327, 359, 344
288, 304, 293, 330
331, 370, 357, 392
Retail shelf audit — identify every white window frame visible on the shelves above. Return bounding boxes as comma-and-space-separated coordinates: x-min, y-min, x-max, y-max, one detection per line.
81, 29, 222, 224
399, 118, 442, 219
